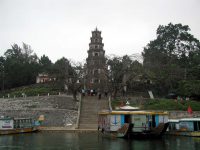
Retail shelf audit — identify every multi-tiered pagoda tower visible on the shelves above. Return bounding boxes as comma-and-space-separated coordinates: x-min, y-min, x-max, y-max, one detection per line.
85, 28, 108, 92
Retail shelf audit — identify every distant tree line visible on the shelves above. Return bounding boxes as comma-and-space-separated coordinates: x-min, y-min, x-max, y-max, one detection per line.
0, 43, 83, 100
0, 23, 200, 100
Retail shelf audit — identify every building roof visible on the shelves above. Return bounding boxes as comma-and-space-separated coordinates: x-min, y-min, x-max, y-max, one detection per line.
168, 117, 200, 122
98, 110, 168, 115
119, 105, 140, 110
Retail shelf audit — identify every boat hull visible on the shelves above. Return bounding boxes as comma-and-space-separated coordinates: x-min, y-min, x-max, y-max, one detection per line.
167, 131, 200, 137
100, 130, 166, 139
0, 127, 40, 135
100, 123, 169, 139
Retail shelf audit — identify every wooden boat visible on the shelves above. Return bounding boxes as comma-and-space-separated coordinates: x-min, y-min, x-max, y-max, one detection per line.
167, 118, 200, 137
0, 115, 44, 135
98, 110, 169, 139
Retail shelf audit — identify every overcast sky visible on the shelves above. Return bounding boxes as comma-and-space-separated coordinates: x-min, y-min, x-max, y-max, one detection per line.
0, 0, 200, 62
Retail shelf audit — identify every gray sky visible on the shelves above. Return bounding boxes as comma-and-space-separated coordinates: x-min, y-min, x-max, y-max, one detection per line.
0, 0, 200, 62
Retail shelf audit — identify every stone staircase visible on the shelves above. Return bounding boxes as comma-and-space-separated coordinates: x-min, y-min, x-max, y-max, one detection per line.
78, 96, 109, 129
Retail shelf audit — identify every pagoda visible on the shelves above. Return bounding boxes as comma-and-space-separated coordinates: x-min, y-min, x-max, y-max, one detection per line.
85, 28, 108, 93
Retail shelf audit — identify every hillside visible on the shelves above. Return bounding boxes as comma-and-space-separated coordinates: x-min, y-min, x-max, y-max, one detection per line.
112, 97, 200, 111
0, 82, 64, 98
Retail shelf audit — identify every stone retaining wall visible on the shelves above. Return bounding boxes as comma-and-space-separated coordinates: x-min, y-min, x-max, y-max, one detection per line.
0, 95, 78, 127
168, 111, 200, 119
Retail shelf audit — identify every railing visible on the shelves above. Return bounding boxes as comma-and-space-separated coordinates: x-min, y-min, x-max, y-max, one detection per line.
0, 92, 65, 99
75, 93, 82, 129
108, 96, 112, 112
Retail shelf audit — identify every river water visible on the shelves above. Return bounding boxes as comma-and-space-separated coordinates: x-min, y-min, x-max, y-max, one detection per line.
0, 132, 200, 150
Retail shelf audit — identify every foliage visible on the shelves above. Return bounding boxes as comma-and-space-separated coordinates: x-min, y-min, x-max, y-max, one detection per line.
142, 23, 200, 96
143, 99, 200, 111
39, 55, 53, 73
0, 43, 84, 100
177, 80, 200, 99
107, 55, 144, 98
53, 58, 83, 100
0, 82, 63, 98
2, 43, 40, 89
0, 56, 5, 90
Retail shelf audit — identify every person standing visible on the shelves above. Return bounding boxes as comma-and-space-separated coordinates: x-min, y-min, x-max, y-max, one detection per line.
98, 93, 101, 100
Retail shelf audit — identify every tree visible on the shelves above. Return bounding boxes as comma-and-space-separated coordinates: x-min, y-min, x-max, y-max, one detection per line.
54, 57, 71, 83
0, 56, 5, 91
142, 23, 200, 95
107, 55, 143, 98
54, 58, 83, 100
39, 55, 53, 73
66, 61, 84, 100
3, 43, 40, 89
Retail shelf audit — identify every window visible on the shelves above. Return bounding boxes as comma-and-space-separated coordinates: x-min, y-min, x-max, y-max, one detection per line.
68, 78, 72, 83
94, 79, 99, 83
90, 79, 94, 83
98, 69, 101, 74
93, 69, 98, 75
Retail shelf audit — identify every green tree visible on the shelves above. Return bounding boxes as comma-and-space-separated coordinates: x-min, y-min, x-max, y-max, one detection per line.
54, 57, 71, 83
3, 43, 40, 89
54, 58, 83, 100
66, 61, 84, 100
107, 55, 143, 98
142, 23, 200, 96
39, 55, 53, 73
0, 56, 5, 91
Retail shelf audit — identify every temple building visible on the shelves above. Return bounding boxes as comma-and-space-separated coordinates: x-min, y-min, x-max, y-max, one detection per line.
85, 28, 108, 92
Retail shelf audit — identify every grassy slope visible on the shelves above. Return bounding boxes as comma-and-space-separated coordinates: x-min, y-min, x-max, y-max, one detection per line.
112, 98, 200, 111
0, 82, 64, 98
142, 99, 200, 111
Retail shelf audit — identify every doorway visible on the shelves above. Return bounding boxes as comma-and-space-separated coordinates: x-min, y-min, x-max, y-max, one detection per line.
124, 115, 131, 123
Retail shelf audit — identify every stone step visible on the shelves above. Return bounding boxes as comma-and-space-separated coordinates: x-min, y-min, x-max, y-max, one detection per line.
79, 121, 97, 125
79, 118, 97, 122
79, 117, 98, 121
79, 124, 98, 129
78, 97, 109, 129
79, 115, 98, 117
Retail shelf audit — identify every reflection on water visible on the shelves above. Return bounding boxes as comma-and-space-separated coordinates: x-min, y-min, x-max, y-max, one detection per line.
0, 132, 200, 150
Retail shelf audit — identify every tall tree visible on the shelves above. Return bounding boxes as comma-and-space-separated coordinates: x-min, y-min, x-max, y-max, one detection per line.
66, 61, 84, 100
107, 55, 143, 98
0, 56, 5, 91
3, 43, 39, 89
142, 23, 200, 95
54, 57, 83, 100
39, 55, 53, 73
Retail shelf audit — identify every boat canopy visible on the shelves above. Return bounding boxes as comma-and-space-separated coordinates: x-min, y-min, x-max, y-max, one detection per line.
98, 110, 168, 115
168, 119, 179, 123
180, 118, 200, 122
119, 105, 140, 110
168, 118, 200, 123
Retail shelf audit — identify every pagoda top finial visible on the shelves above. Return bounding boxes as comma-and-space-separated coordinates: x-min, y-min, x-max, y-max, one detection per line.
95, 27, 98, 31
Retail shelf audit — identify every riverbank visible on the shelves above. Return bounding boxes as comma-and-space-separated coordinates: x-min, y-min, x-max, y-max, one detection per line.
39, 126, 98, 132
1, 95, 200, 130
